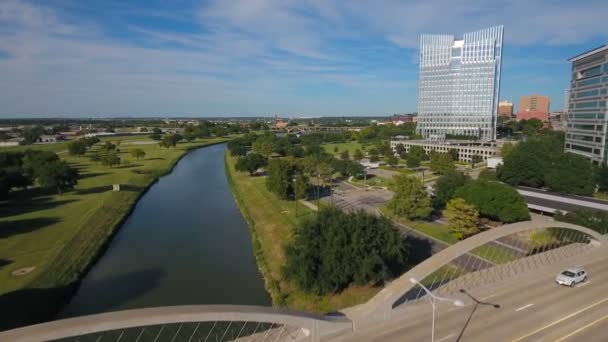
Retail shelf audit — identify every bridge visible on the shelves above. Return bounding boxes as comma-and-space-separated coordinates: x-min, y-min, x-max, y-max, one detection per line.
517, 186, 608, 215
2, 217, 606, 341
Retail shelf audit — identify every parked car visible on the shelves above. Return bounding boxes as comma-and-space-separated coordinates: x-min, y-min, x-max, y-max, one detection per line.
555, 267, 587, 287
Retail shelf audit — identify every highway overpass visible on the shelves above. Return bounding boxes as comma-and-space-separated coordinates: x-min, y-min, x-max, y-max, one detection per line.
517, 186, 608, 214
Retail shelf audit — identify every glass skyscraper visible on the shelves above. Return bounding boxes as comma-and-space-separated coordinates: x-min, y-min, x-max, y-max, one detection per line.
416, 26, 504, 141
565, 45, 608, 164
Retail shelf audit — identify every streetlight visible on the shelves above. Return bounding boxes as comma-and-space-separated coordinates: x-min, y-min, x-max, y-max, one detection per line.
292, 176, 298, 217
409, 277, 464, 342
455, 289, 500, 340
459, 289, 500, 308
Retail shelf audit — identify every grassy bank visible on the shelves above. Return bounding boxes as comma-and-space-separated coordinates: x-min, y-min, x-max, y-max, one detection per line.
224, 153, 381, 313
0, 136, 231, 329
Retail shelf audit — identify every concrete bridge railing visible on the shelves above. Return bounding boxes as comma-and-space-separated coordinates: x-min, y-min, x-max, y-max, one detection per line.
0, 305, 352, 342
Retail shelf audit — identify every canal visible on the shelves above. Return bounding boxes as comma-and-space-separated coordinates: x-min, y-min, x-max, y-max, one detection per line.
60, 143, 271, 317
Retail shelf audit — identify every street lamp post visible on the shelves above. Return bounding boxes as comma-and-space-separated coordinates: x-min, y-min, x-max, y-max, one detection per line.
293, 176, 298, 217
409, 277, 464, 342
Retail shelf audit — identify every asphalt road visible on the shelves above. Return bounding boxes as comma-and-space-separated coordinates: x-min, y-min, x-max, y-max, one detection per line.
344, 246, 608, 341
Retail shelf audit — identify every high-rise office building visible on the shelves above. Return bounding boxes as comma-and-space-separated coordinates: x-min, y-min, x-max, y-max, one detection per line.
565, 45, 608, 164
416, 26, 504, 141
498, 100, 513, 117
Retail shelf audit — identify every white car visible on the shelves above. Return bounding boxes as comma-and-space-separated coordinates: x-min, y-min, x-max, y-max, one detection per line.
555, 267, 587, 287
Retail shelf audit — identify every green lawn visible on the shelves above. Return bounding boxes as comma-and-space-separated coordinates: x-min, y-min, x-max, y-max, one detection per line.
470, 244, 519, 264
322, 141, 366, 158
381, 207, 515, 265
379, 165, 413, 175
0, 136, 231, 329
421, 264, 466, 288
594, 192, 608, 201
225, 154, 382, 313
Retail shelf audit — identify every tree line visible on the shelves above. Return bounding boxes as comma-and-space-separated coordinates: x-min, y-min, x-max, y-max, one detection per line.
388, 170, 529, 240
229, 132, 414, 295
0, 151, 79, 197
497, 131, 607, 196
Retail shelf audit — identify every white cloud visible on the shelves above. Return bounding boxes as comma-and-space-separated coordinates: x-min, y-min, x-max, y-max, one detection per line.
0, 0, 606, 116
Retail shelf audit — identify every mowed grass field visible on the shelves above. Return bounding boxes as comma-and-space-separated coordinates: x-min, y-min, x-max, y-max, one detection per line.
322, 141, 367, 158
0, 135, 230, 328
225, 154, 381, 313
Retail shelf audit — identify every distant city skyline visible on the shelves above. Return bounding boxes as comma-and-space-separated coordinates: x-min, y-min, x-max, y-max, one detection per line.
1, 0, 608, 118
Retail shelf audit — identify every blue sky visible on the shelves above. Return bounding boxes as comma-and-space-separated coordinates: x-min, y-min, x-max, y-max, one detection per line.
0, 0, 607, 118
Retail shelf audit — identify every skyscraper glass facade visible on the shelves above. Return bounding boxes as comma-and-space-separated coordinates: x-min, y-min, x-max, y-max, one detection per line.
565, 45, 608, 164
416, 26, 504, 141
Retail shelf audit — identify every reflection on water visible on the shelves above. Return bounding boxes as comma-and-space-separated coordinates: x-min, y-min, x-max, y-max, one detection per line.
60, 144, 270, 317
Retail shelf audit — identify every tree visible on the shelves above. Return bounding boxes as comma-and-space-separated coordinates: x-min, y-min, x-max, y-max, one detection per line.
444, 198, 479, 240
409, 145, 427, 161
159, 134, 181, 148
520, 118, 544, 136
497, 141, 547, 187
555, 209, 608, 235
151, 127, 162, 140
448, 148, 459, 161
353, 149, 364, 161
340, 150, 350, 161
368, 147, 379, 160
395, 143, 407, 159
470, 155, 483, 168
252, 134, 275, 158
333, 146, 339, 153
500, 142, 516, 158
265, 159, 294, 199
454, 179, 530, 223
0, 152, 32, 198
386, 155, 399, 166
388, 175, 432, 219
67, 140, 87, 155
430, 153, 455, 175
432, 171, 469, 209
100, 151, 121, 167
294, 174, 310, 200
235, 153, 268, 175
36, 160, 79, 194
497, 133, 590, 193
544, 153, 595, 196
183, 131, 196, 142
20, 125, 45, 145
130, 148, 146, 160
82, 136, 99, 147
406, 155, 421, 168
598, 164, 608, 193
478, 169, 497, 181
378, 142, 393, 157
284, 208, 407, 294
22, 150, 59, 178
101, 141, 117, 151
89, 153, 101, 164
370, 154, 380, 162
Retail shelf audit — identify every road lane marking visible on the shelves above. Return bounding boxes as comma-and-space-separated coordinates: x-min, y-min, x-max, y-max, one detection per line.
512, 296, 608, 341
577, 280, 591, 287
436, 333, 456, 342
554, 312, 608, 342
515, 304, 534, 312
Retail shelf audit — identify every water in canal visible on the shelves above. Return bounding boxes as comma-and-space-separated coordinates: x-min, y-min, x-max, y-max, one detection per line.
60, 144, 271, 317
